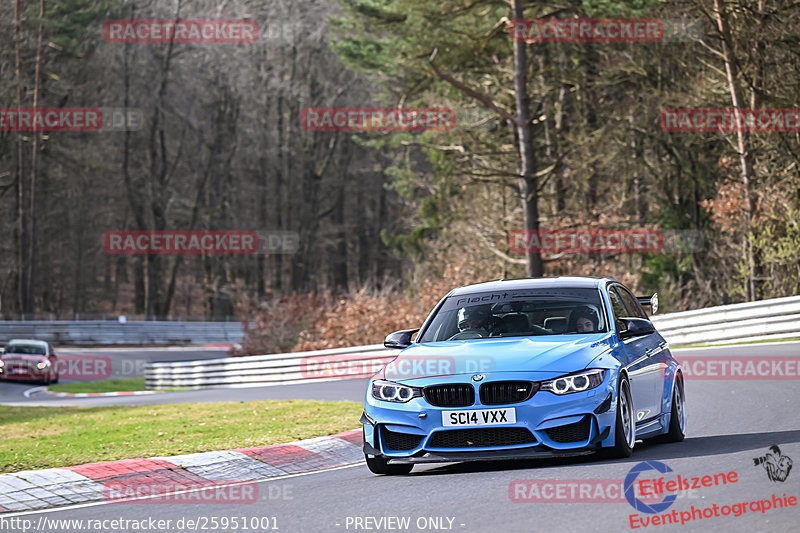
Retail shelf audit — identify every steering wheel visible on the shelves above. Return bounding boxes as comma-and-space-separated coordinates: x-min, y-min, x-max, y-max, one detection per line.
448, 329, 487, 340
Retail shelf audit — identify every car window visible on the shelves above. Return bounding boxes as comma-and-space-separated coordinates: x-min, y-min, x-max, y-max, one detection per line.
616, 286, 648, 319
5, 344, 46, 355
418, 287, 608, 342
607, 288, 630, 333
608, 288, 628, 319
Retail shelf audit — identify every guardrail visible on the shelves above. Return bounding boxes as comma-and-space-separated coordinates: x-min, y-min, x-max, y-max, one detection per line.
142, 294, 800, 390
650, 294, 800, 346
145, 344, 395, 390
0, 320, 245, 345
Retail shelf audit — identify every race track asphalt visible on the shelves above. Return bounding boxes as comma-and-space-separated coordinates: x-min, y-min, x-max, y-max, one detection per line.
2, 342, 799, 532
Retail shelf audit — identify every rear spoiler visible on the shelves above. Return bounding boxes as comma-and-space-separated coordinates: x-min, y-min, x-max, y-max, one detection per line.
637, 293, 659, 315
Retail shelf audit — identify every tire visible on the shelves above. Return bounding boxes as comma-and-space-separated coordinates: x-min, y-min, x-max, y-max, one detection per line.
651, 375, 686, 444
597, 375, 635, 459
365, 455, 413, 475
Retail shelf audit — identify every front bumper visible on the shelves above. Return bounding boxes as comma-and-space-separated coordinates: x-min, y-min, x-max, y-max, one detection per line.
0, 361, 50, 380
363, 371, 618, 463
0, 372, 46, 381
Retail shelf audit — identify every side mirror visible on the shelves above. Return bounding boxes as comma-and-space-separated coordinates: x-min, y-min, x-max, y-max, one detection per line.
384, 329, 419, 349
618, 318, 655, 339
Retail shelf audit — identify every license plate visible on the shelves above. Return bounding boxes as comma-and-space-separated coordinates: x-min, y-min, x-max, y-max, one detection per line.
442, 408, 516, 427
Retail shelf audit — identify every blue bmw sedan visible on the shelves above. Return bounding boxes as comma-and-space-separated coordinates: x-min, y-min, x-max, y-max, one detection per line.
362, 276, 686, 474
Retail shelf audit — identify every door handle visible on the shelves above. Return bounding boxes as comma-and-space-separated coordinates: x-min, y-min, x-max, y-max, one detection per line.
645, 342, 667, 357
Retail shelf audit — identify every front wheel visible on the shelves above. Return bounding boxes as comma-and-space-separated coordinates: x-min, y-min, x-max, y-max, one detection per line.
651, 375, 686, 444
365, 455, 413, 475
597, 376, 635, 459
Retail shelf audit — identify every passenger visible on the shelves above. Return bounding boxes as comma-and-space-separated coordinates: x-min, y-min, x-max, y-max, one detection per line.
569, 306, 600, 333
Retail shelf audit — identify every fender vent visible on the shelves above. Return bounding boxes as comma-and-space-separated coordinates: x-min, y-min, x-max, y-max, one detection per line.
381, 428, 423, 451
544, 416, 591, 443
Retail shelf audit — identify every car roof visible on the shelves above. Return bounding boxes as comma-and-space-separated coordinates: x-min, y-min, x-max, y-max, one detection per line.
6, 339, 49, 347
448, 276, 613, 296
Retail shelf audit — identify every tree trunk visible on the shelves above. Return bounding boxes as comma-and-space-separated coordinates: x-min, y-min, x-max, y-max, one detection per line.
582, 43, 600, 218
629, 115, 647, 226
28, 0, 47, 313
554, 84, 568, 214
119, 3, 147, 314
713, 0, 757, 300
14, 0, 28, 315
512, 0, 542, 277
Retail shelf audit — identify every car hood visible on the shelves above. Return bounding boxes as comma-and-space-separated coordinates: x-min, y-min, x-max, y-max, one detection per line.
1, 353, 46, 360
384, 334, 614, 382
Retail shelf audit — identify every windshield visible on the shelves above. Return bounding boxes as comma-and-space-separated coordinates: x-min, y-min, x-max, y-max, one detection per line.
4, 344, 46, 355
419, 287, 607, 342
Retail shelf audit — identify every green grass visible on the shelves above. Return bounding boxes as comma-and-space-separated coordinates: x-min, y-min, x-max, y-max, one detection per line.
0, 400, 362, 473
48, 377, 188, 394
48, 377, 148, 394
674, 337, 800, 349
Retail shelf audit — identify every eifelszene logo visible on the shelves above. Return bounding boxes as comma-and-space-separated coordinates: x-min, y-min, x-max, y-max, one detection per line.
624, 460, 739, 514
625, 461, 678, 514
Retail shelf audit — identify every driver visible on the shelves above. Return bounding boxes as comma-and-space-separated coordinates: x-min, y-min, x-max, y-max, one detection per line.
457, 306, 494, 335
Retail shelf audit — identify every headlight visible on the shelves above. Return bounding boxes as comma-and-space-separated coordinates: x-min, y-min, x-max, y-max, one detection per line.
37, 361, 51, 370
371, 380, 422, 403
540, 369, 605, 395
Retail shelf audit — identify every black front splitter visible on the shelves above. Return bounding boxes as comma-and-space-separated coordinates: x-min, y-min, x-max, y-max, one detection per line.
384, 446, 596, 464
